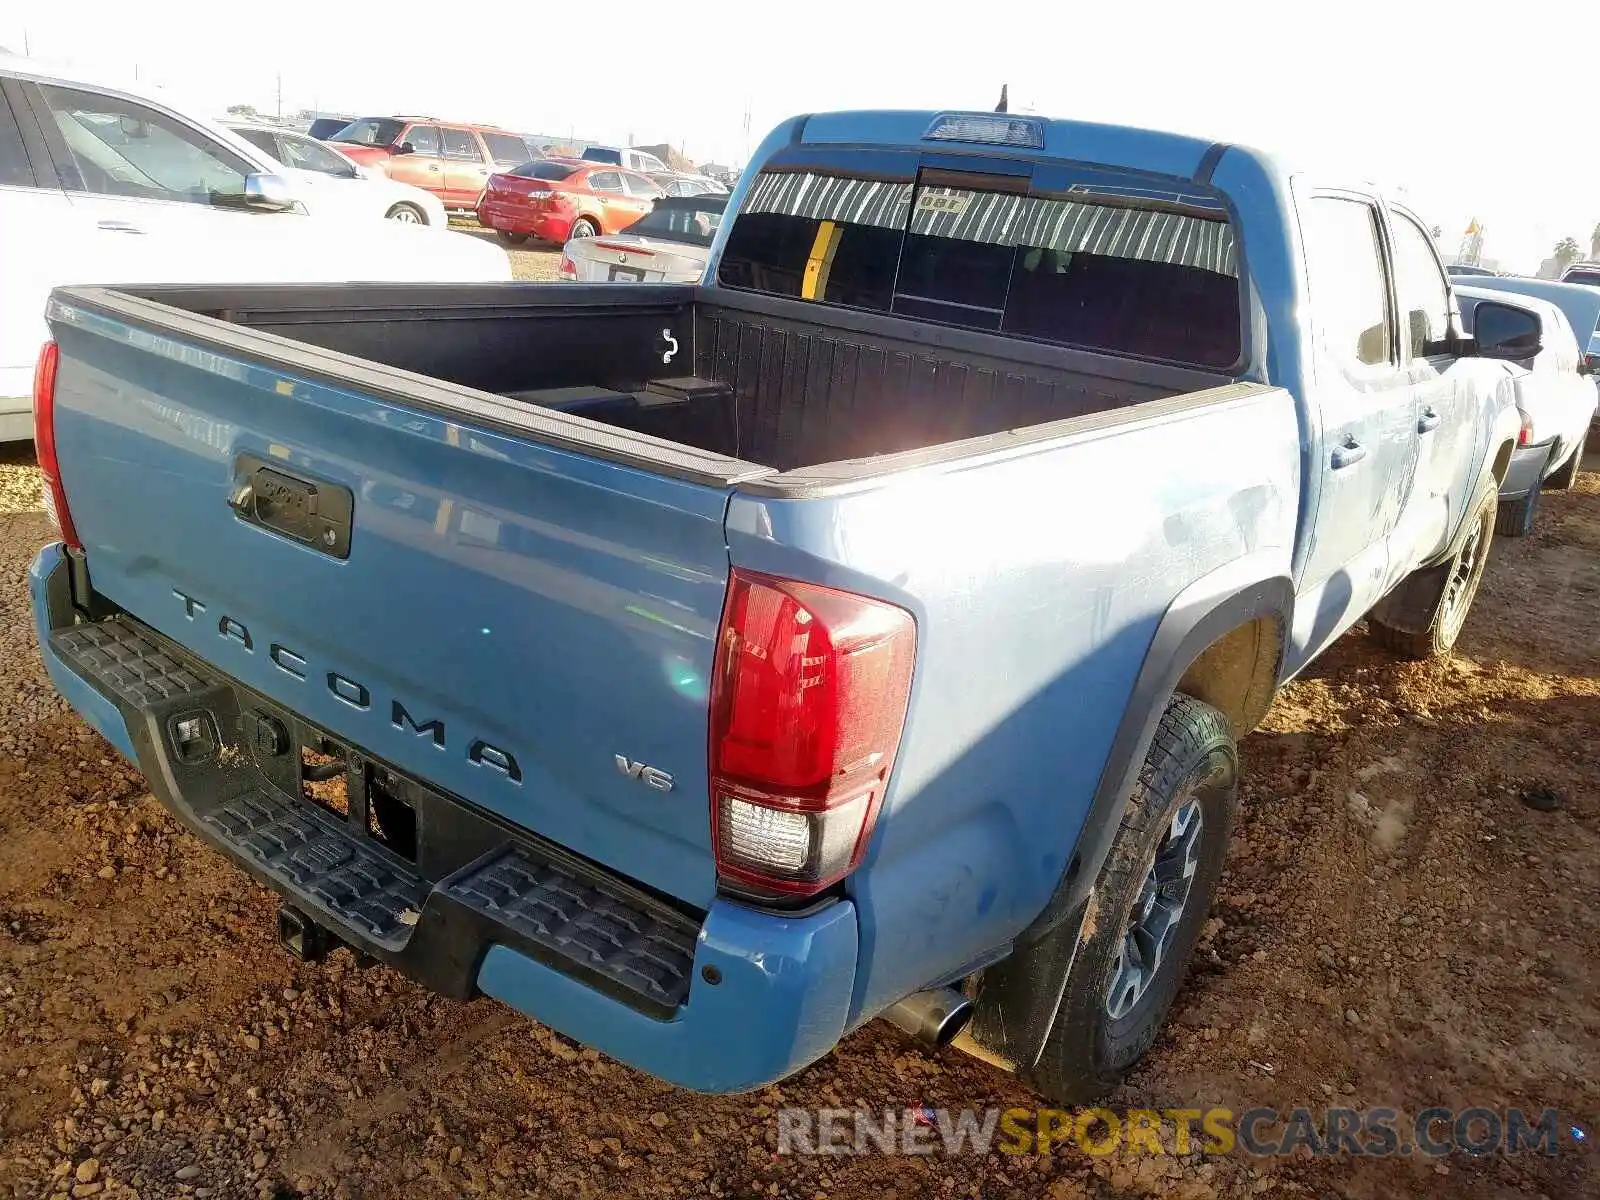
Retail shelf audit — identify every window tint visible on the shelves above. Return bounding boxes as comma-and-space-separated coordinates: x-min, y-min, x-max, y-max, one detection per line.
626, 196, 726, 246
483, 132, 528, 165
231, 127, 282, 159
718, 168, 1243, 368
634, 153, 667, 173
40, 85, 252, 207
1389, 213, 1452, 357
404, 125, 441, 156
1562, 267, 1600, 287
587, 170, 622, 193
511, 160, 577, 181
332, 118, 404, 146
622, 171, 662, 197
279, 133, 356, 176
1303, 198, 1393, 369
582, 146, 622, 164
0, 95, 37, 187
441, 128, 480, 161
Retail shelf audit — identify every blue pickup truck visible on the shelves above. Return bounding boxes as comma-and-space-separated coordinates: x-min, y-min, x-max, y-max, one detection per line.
29, 110, 1524, 1103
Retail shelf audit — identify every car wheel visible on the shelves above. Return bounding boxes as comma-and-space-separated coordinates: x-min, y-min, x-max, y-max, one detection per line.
1369, 481, 1495, 659
1543, 431, 1586, 491
1030, 694, 1238, 1105
495, 231, 529, 246
569, 217, 599, 240
385, 203, 426, 225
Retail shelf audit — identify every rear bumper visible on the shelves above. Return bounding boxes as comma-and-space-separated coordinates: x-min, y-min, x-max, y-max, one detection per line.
0, 386, 32, 442
474, 200, 569, 242
29, 543, 859, 1092
1500, 439, 1553, 500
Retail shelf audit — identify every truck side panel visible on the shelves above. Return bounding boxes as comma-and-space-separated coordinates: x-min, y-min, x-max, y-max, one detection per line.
725, 385, 1301, 1024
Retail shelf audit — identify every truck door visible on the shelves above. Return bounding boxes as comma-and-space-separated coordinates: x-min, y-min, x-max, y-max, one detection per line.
1386, 205, 1491, 571
1291, 192, 1420, 664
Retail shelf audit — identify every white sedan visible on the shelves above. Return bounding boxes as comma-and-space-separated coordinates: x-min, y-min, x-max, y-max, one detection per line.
558, 195, 726, 284
226, 122, 448, 227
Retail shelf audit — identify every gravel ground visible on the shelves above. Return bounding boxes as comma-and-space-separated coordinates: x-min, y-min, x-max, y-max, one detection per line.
449, 222, 562, 281
0, 446, 1596, 1200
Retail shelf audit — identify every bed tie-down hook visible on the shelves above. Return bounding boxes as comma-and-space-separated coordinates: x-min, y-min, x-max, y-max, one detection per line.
660, 328, 679, 365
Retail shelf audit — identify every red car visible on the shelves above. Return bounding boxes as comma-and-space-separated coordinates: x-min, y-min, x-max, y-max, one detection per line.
476, 160, 664, 246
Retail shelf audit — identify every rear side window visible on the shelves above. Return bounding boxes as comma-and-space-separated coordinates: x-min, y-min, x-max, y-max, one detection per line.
483, 132, 529, 164
1302, 197, 1393, 371
441, 128, 480, 161
588, 170, 622, 193
718, 168, 1242, 369
231, 127, 281, 159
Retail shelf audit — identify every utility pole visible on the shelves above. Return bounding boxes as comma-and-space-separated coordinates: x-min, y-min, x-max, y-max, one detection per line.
21, 29, 29, 55
276, 72, 282, 121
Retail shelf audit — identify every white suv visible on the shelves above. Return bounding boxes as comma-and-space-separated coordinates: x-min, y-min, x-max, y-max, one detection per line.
0, 53, 510, 440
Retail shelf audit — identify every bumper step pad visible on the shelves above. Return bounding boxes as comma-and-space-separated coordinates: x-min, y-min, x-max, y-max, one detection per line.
449, 849, 698, 1011
48, 613, 704, 1017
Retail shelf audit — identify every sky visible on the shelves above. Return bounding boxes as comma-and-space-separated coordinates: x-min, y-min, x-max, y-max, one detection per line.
5, 0, 1596, 271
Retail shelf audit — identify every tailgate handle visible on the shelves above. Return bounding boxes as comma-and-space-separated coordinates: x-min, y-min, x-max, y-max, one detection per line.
230, 455, 353, 559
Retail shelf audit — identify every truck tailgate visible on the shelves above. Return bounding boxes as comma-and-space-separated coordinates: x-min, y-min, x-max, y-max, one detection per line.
47, 293, 738, 909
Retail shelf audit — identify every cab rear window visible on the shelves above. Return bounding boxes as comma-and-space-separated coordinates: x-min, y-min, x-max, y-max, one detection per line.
718, 168, 1242, 370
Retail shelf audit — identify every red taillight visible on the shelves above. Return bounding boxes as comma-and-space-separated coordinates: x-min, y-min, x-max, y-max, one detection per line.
1518, 410, 1535, 446
708, 570, 915, 898
33, 341, 79, 549
558, 255, 576, 279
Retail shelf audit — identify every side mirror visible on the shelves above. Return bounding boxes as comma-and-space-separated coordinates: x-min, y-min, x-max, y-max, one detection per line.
1472, 301, 1543, 360
242, 172, 298, 212
393, 141, 414, 156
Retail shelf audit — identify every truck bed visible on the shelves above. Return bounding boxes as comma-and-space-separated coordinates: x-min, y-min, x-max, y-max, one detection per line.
89, 282, 1229, 477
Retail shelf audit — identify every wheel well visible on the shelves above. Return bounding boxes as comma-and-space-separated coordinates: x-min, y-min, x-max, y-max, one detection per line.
1174, 614, 1284, 737
1491, 439, 1514, 485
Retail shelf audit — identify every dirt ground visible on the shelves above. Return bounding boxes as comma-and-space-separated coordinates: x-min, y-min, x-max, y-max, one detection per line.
0, 445, 1596, 1200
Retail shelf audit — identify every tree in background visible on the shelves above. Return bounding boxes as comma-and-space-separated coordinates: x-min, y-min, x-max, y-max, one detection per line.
226, 103, 261, 119
1591, 221, 1600, 261
1555, 237, 1582, 272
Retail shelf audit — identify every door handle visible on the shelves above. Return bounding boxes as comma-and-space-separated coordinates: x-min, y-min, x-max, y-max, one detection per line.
1417, 408, 1441, 434
427, 164, 440, 172
1331, 438, 1368, 470
96, 219, 146, 234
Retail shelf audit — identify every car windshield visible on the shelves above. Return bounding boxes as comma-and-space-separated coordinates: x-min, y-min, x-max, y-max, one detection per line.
581, 146, 622, 165
331, 118, 404, 147
1563, 268, 1600, 287
510, 160, 579, 181
624, 196, 727, 246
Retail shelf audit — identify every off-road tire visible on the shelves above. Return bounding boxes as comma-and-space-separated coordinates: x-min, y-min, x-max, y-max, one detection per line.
1030, 694, 1237, 1106
1495, 487, 1540, 538
1544, 432, 1586, 491
1369, 482, 1495, 660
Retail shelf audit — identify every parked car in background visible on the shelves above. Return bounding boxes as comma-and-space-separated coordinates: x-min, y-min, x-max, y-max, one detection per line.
1447, 264, 1499, 278
226, 122, 447, 226
558, 194, 726, 282
31, 108, 1522, 1108
0, 52, 510, 439
1456, 285, 1598, 533
476, 159, 662, 245
329, 117, 534, 209
1458, 275, 1600, 379
580, 144, 671, 174
1560, 262, 1600, 287
649, 172, 728, 197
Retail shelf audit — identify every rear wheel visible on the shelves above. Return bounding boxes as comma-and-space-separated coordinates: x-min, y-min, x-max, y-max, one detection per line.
494, 230, 529, 246
1544, 431, 1586, 491
385, 202, 426, 225
1031, 694, 1238, 1105
569, 217, 599, 240
1369, 482, 1495, 659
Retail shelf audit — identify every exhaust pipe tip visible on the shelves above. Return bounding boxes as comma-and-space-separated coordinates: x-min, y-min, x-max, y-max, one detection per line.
882, 986, 975, 1048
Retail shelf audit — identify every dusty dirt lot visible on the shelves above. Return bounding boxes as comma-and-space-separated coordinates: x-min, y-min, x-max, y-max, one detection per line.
0, 443, 1596, 1200
449, 225, 563, 282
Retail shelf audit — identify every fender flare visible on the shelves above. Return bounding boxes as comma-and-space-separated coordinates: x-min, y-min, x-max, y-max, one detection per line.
964, 558, 1293, 1073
